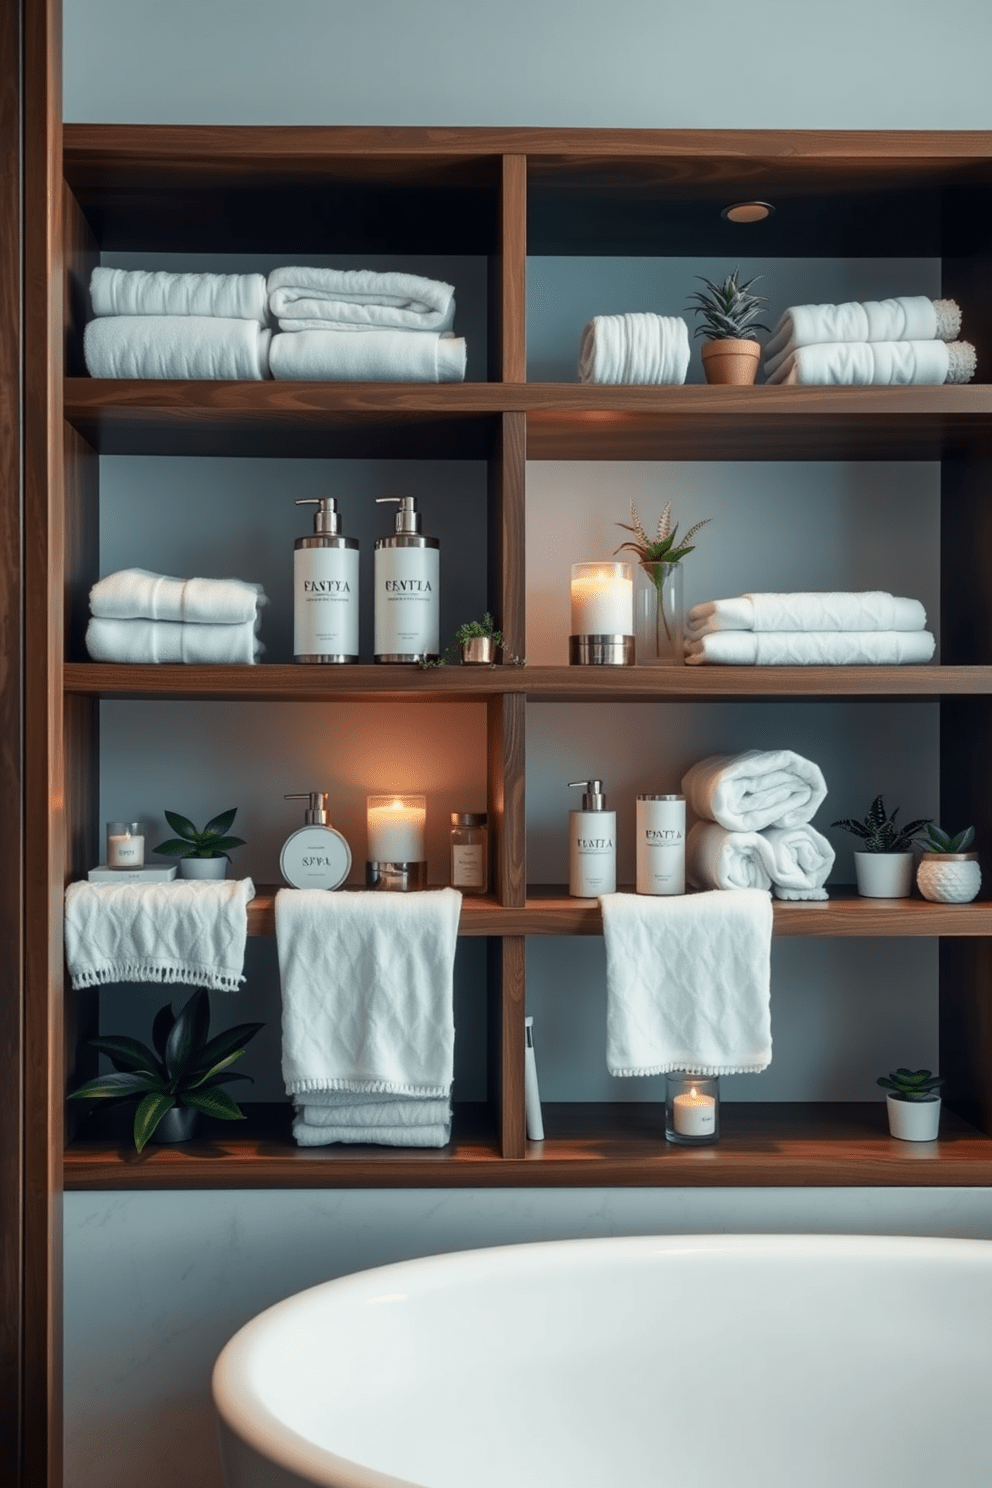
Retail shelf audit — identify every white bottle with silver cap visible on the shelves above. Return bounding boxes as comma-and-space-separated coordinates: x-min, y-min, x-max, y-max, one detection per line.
373, 496, 440, 663
280, 792, 352, 890
636, 793, 686, 895
568, 778, 616, 898
293, 497, 359, 663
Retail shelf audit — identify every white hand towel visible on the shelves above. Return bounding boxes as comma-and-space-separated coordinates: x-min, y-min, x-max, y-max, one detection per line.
276, 887, 461, 1098
686, 591, 927, 640
90, 267, 269, 325
85, 616, 262, 664
83, 316, 272, 380
761, 824, 834, 901
299, 1093, 452, 1127
682, 749, 827, 832
763, 296, 959, 373
764, 339, 975, 387
578, 313, 690, 385
64, 878, 255, 993
602, 889, 773, 1077
684, 630, 936, 666
685, 821, 774, 891
267, 267, 456, 333
291, 1118, 451, 1148
268, 328, 466, 383
89, 568, 265, 626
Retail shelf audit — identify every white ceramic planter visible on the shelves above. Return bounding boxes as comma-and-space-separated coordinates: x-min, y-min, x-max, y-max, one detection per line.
854, 851, 914, 898
916, 852, 981, 904
178, 856, 228, 880
886, 1092, 941, 1141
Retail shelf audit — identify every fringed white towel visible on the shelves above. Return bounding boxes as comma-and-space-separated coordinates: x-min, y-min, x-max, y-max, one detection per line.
85, 615, 263, 664
602, 889, 773, 1077
578, 313, 690, 385
267, 267, 456, 333
762, 825, 834, 901
685, 630, 936, 666
89, 569, 266, 626
64, 878, 255, 993
686, 591, 927, 640
83, 316, 272, 380
686, 822, 774, 892
764, 339, 975, 387
682, 750, 827, 832
763, 296, 960, 375
90, 267, 269, 325
269, 328, 466, 383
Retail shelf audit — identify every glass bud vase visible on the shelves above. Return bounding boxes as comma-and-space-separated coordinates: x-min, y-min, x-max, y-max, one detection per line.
635, 560, 683, 665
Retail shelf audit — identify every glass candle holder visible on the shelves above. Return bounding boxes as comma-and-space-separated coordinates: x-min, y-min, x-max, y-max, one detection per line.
366, 794, 427, 891
569, 562, 634, 666
106, 820, 145, 870
665, 1072, 720, 1145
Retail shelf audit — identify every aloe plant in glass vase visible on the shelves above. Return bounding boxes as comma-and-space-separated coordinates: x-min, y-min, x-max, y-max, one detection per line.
615, 501, 710, 665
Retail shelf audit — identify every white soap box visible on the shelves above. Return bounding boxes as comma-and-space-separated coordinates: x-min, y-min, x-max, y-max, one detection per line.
87, 864, 177, 883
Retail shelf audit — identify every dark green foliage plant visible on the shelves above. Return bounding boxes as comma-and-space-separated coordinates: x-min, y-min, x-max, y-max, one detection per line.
153, 806, 246, 860
919, 823, 975, 853
877, 1068, 944, 1103
831, 795, 931, 854
686, 267, 769, 341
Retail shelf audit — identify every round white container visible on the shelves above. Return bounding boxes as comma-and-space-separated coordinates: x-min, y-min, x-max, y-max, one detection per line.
636, 794, 685, 895
916, 853, 981, 904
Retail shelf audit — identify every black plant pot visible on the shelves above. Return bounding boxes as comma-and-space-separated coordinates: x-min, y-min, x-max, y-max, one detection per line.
149, 1105, 199, 1143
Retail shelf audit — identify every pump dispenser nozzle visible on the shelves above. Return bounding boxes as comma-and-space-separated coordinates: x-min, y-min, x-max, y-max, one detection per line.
376, 496, 422, 534
284, 791, 332, 825
569, 779, 606, 811
296, 497, 343, 535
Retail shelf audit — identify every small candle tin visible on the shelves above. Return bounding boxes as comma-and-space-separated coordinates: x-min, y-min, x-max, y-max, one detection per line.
665, 1071, 720, 1145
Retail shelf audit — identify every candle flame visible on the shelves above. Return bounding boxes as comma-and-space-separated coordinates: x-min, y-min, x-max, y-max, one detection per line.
391, 799, 404, 811
690, 1087, 697, 1098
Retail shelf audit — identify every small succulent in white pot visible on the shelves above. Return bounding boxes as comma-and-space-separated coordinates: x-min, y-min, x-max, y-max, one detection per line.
153, 807, 246, 880
916, 823, 980, 904
878, 1067, 943, 1142
831, 795, 931, 899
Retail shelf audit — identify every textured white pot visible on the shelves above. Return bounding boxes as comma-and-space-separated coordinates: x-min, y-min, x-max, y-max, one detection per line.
854, 851, 914, 898
178, 856, 228, 880
886, 1093, 941, 1141
916, 852, 981, 904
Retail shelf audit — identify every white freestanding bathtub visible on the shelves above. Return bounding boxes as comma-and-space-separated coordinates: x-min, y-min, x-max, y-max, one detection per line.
213, 1233, 992, 1488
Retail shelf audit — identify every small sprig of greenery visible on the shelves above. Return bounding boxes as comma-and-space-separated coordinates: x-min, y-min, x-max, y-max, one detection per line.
831, 795, 931, 855
615, 501, 710, 643
68, 988, 264, 1151
686, 267, 769, 342
153, 807, 246, 861
877, 1067, 944, 1103
455, 613, 503, 647
920, 823, 975, 854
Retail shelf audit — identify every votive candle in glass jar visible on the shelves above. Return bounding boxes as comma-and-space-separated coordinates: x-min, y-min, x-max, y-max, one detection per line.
665, 1072, 720, 1145
366, 794, 427, 891
450, 813, 488, 895
107, 820, 145, 870
569, 562, 634, 666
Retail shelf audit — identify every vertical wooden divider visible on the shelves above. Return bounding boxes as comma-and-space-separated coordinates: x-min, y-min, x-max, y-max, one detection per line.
488, 154, 526, 384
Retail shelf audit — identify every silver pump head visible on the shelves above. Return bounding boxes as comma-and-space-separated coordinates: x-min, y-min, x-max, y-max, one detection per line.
569, 779, 606, 811
284, 791, 331, 825
376, 495, 421, 534
296, 497, 342, 535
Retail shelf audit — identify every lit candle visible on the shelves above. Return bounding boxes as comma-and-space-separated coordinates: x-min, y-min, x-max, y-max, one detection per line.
672, 1086, 716, 1138
107, 821, 144, 869
367, 796, 427, 863
570, 563, 633, 636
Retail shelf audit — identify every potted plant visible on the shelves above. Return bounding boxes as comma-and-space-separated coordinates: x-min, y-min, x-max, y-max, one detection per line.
916, 823, 981, 903
615, 500, 710, 664
877, 1067, 943, 1142
153, 806, 246, 879
831, 795, 931, 898
455, 612, 503, 665
68, 988, 263, 1151
686, 267, 769, 385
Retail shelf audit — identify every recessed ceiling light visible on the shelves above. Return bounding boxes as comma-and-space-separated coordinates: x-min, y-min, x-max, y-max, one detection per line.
721, 201, 775, 224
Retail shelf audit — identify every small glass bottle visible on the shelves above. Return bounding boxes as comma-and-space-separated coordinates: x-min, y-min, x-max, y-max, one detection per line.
450, 813, 488, 895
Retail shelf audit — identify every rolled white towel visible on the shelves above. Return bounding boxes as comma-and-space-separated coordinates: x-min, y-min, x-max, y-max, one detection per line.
682, 750, 827, 832
686, 592, 927, 640
85, 616, 262, 664
761, 824, 834, 901
89, 267, 269, 324
267, 267, 455, 333
84, 316, 272, 380
578, 313, 690, 385
89, 568, 265, 626
763, 296, 960, 375
684, 630, 936, 666
764, 338, 975, 387
291, 1117, 451, 1148
686, 821, 774, 892
269, 328, 466, 383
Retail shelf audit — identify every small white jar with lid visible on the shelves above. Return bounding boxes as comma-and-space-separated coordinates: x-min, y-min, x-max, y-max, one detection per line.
450, 813, 488, 895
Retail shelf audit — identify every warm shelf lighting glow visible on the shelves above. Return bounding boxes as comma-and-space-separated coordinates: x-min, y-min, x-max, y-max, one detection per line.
722, 201, 774, 223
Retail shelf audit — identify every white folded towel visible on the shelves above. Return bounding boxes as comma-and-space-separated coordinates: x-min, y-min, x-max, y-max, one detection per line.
763, 296, 960, 374
267, 267, 456, 333
685, 822, 774, 892
89, 568, 266, 626
684, 630, 936, 666
298, 1092, 452, 1126
761, 824, 835, 901
276, 887, 461, 1098
64, 878, 255, 993
291, 1118, 452, 1148
86, 616, 262, 664
764, 339, 975, 387
578, 313, 690, 385
83, 316, 272, 380
682, 750, 827, 832
90, 267, 269, 325
686, 591, 927, 640
602, 889, 773, 1077
269, 329, 466, 383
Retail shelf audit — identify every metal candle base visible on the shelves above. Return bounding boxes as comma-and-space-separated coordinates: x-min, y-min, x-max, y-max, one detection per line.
569, 634, 635, 666
365, 860, 428, 892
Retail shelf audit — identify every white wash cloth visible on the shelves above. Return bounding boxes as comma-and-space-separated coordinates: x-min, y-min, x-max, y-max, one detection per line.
578, 313, 690, 385
292, 1118, 451, 1148
682, 750, 827, 832
685, 822, 774, 892
763, 296, 956, 373
276, 887, 462, 1097
267, 267, 456, 333
764, 339, 974, 388
89, 569, 265, 626
268, 328, 466, 383
85, 616, 262, 664
64, 878, 255, 993
602, 889, 773, 1077
83, 316, 272, 380
684, 630, 936, 666
686, 591, 927, 640
761, 825, 835, 901
90, 267, 269, 325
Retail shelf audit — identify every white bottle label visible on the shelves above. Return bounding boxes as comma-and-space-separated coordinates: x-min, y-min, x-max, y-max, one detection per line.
636, 797, 685, 895
294, 547, 359, 658
374, 547, 439, 657
569, 811, 617, 897
452, 844, 484, 888
280, 826, 352, 890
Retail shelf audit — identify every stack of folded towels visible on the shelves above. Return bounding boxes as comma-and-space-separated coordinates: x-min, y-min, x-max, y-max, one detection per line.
682, 749, 834, 901
85, 568, 267, 664
684, 591, 935, 667
578, 313, 690, 385
267, 267, 467, 383
763, 295, 975, 387
84, 267, 272, 380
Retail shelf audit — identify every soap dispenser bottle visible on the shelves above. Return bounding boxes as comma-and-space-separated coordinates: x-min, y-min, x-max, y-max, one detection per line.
568, 779, 617, 898
280, 792, 352, 890
293, 497, 360, 663
373, 496, 440, 663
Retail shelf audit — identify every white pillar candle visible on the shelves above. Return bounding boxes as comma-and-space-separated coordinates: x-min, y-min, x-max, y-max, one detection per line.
367, 796, 427, 863
672, 1087, 716, 1137
570, 563, 633, 636
108, 831, 144, 868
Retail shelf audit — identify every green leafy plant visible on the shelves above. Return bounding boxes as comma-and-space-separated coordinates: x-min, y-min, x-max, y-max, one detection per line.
919, 823, 975, 854
877, 1067, 944, 1103
615, 501, 711, 641
831, 795, 931, 854
153, 807, 246, 861
686, 267, 769, 342
455, 612, 503, 647
68, 988, 264, 1151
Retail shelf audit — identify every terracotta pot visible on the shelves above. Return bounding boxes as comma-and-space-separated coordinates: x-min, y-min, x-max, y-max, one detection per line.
885, 1093, 940, 1142
916, 851, 981, 903
701, 338, 762, 386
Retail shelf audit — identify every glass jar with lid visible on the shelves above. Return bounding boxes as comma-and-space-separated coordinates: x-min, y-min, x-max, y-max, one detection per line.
450, 812, 488, 895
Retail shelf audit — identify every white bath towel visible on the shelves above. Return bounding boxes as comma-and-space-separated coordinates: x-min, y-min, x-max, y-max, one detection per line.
85, 616, 262, 664
686, 591, 927, 640
602, 889, 773, 1077
269, 328, 466, 383
682, 750, 827, 832
90, 267, 269, 325
89, 568, 266, 627
276, 887, 461, 1098
578, 313, 690, 385
764, 339, 975, 387
292, 1118, 452, 1147
64, 877, 255, 993
267, 267, 456, 333
685, 821, 774, 892
763, 296, 959, 374
83, 316, 272, 380
761, 824, 835, 901
684, 630, 936, 666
